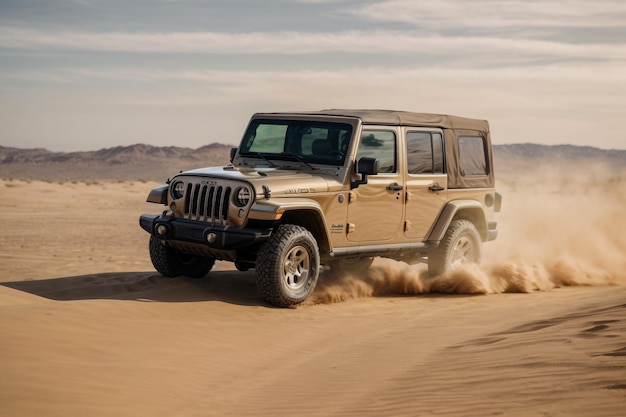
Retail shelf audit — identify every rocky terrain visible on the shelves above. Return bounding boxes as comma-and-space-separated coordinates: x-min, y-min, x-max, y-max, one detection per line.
0, 143, 233, 182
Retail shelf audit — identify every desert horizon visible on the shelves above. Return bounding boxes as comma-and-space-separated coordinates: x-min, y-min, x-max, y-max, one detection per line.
2, 141, 626, 183
1, 154, 625, 416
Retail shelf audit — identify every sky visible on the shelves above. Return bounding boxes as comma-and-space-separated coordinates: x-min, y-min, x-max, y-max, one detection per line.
0, 0, 625, 152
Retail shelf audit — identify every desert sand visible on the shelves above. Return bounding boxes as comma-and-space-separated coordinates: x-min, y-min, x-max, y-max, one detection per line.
1, 168, 625, 416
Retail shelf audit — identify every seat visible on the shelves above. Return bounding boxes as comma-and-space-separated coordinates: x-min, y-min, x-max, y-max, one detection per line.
312, 139, 331, 156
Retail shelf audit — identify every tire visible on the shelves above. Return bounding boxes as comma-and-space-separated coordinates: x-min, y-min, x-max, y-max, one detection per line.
329, 257, 374, 274
235, 261, 254, 272
428, 219, 481, 276
149, 236, 215, 278
255, 224, 320, 307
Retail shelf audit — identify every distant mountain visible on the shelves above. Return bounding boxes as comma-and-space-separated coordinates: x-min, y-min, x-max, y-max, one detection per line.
494, 143, 626, 162
0, 143, 232, 182
0, 142, 624, 182
492, 143, 626, 180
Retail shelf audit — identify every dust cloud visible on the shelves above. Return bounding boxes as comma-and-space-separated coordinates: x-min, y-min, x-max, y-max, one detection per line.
312, 163, 626, 304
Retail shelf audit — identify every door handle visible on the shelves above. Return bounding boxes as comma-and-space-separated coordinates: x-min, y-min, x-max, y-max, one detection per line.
428, 183, 445, 192
388, 183, 403, 191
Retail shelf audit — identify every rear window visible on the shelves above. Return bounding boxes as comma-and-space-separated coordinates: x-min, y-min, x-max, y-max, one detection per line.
459, 136, 488, 176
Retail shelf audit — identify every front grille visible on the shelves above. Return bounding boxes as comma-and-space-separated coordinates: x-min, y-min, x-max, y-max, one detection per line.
183, 183, 232, 224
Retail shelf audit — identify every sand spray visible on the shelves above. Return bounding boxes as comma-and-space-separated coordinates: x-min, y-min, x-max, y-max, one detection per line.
311, 165, 626, 304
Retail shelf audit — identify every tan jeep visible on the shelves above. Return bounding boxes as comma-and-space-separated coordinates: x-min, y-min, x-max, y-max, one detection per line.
140, 110, 501, 307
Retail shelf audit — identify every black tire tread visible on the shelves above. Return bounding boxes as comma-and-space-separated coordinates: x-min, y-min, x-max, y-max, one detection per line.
428, 219, 481, 276
149, 236, 215, 278
149, 236, 180, 277
256, 224, 320, 307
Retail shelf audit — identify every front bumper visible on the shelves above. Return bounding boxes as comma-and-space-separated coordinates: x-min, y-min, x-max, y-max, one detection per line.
139, 213, 273, 249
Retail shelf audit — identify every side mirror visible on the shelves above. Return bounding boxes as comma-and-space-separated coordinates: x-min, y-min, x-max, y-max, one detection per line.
356, 157, 379, 175
352, 157, 379, 189
230, 146, 238, 163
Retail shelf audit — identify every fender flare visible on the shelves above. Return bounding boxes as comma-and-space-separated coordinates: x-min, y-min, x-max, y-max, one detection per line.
249, 198, 332, 253
427, 200, 488, 242
146, 184, 168, 205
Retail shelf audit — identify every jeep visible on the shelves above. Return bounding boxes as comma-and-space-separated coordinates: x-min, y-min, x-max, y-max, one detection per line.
139, 110, 501, 307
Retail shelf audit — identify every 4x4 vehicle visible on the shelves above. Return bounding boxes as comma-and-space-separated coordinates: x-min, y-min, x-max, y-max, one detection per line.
140, 110, 501, 307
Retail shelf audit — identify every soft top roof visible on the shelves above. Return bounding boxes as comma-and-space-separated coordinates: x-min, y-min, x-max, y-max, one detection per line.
254, 109, 489, 132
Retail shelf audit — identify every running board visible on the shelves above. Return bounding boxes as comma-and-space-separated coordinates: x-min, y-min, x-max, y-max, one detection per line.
328, 242, 437, 264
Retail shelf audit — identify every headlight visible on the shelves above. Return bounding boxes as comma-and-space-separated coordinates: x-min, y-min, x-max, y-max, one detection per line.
234, 187, 251, 207
171, 181, 185, 199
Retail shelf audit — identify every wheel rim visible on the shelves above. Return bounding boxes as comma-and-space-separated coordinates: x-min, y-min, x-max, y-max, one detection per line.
450, 235, 474, 269
282, 245, 310, 291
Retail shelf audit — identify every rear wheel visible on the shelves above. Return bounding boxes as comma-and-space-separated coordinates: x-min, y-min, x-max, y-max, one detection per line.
149, 236, 215, 278
428, 220, 481, 276
255, 224, 320, 307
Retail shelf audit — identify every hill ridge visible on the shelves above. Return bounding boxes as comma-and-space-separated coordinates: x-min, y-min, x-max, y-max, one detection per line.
1, 142, 624, 182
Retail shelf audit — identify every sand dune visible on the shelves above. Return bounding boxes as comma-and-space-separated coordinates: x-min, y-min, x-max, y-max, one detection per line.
1, 168, 625, 416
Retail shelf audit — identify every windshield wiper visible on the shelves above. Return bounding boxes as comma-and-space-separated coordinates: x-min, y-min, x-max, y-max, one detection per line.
280, 152, 316, 170
249, 152, 277, 167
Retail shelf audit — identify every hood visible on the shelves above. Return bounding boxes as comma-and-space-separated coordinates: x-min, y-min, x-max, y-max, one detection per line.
177, 166, 340, 196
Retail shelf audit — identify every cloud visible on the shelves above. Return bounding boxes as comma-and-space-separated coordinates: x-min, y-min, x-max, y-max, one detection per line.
6, 64, 624, 121
350, 0, 626, 29
2, 58, 625, 151
290, 0, 343, 3
1, 27, 625, 65
3, 63, 625, 150
4, 62, 625, 85
1, 0, 625, 151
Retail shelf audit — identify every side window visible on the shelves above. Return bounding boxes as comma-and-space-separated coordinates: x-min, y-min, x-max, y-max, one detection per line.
459, 136, 488, 176
356, 130, 397, 173
432, 133, 444, 173
406, 131, 444, 174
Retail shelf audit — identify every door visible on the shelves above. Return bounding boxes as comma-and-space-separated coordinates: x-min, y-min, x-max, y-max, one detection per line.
347, 128, 404, 242
404, 129, 448, 240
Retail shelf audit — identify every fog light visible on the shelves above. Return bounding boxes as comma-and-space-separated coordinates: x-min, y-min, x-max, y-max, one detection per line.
155, 224, 169, 236
238, 208, 245, 218
170, 202, 177, 212
206, 233, 217, 243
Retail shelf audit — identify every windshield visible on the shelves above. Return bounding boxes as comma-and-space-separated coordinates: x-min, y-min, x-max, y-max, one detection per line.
239, 119, 353, 167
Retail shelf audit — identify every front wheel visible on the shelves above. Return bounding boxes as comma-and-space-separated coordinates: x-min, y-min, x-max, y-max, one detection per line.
255, 225, 320, 307
149, 236, 215, 278
428, 220, 481, 276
